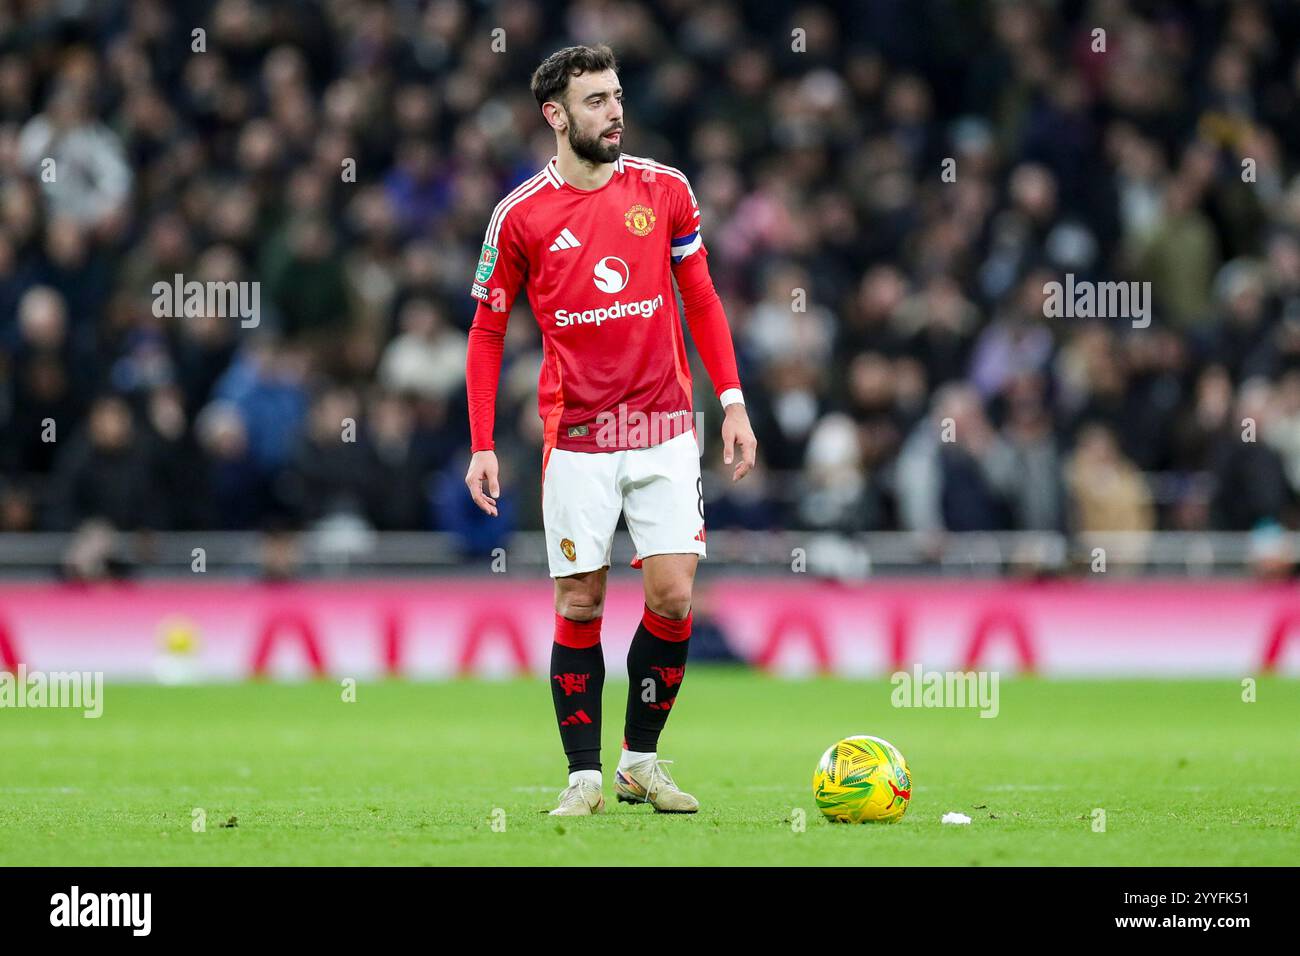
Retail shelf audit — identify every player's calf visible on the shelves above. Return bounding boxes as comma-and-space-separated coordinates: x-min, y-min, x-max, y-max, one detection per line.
550, 612, 605, 805
617, 602, 697, 811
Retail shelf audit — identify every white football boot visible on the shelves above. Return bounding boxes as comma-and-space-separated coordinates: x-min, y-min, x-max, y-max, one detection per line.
614, 758, 699, 813
548, 780, 606, 816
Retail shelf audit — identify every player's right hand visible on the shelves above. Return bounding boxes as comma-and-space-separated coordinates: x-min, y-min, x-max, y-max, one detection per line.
465, 450, 501, 517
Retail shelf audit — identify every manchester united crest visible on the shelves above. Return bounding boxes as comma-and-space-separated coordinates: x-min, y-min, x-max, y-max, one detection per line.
624, 204, 656, 237
560, 538, 576, 561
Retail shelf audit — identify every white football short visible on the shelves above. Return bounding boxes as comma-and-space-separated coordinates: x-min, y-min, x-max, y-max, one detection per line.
541, 429, 706, 577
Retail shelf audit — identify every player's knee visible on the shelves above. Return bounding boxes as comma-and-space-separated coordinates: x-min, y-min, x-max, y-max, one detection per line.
646, 581, 692, 620
556, 584, 605, 621
558, 597, 603, 622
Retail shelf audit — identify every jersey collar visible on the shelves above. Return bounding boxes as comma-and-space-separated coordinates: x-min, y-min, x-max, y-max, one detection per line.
547, 154, 625, 189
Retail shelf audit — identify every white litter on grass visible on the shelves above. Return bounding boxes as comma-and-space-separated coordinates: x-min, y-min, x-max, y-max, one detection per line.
942, 812, 972, 825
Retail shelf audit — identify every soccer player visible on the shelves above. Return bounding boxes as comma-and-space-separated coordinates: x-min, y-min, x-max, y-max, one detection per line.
464, 45, 756, 816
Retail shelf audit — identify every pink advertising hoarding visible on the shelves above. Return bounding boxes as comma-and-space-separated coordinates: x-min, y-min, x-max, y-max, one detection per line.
0, 579, 1297, 680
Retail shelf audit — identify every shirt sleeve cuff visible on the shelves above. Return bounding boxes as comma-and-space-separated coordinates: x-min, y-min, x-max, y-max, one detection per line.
719, 388, 745, 408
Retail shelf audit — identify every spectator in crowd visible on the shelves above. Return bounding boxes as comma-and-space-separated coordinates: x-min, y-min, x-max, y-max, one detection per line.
363, 389, 436, 531
3, 285, 85, 478
1210, 378, 1294, 530
194, 399, 264, 529
280, 386, 372, 528
895, 383, 1017, 533
48, 394, 164, 531
1001, 372, 1065, 532
1065, 422, 1154, 534
17, 81, 131, 233
377, 297, 467, 402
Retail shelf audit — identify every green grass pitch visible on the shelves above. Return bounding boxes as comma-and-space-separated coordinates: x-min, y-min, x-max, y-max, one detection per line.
0, 669, 1295, 865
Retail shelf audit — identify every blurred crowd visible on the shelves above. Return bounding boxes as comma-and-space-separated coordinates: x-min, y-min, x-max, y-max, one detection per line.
5, 0, 1300, 555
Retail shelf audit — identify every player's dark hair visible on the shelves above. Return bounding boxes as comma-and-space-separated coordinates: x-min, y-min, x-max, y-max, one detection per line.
531, 45, 618, 111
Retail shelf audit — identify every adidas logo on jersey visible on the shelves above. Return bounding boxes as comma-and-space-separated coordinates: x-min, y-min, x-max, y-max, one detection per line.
548, 228, 581, 251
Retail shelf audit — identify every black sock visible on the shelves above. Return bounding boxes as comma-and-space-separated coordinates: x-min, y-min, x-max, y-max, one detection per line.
550, 613, 605, 773
623, 605, 692, 753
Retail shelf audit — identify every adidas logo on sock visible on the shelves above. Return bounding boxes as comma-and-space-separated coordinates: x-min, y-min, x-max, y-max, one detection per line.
560, 709, 593, 726
548, 228, 581, 251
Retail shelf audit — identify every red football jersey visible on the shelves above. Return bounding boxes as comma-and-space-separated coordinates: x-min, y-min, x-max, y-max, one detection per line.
470, 154, 707, 454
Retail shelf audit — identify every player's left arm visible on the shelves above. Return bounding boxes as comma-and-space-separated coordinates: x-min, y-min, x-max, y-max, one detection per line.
670, 178, 756, 482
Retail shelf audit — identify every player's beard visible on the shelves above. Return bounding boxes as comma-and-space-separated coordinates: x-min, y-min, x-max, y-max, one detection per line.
567, 112, 622, 165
